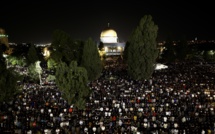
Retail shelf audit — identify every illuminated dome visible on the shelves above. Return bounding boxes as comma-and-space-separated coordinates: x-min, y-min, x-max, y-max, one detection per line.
100, 27, 118, 43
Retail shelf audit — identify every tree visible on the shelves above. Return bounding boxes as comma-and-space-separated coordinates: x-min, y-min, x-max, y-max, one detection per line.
55, 61, 90, 110
0, 37, 23, 104
46, 74, 56, 82
0, 44, 6, 71
26, 44, 39, 65
7, 55, 26, 66
51, 29, 81, 65
80, 38, 102, 81
47, 58, 57, 70
98, 42, 104, 51
127, 15, 159, 80
10, 43, 29, 58
123, 41, 130, 63
27, 62, 42, 84
50, 30, 85, 67
0, 69, 21, 103
73, 40, 85, 65
35, 61, 42, 85
203, 50, 214, 61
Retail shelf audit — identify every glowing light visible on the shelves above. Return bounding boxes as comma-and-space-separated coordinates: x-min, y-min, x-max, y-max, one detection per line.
0, 34, 8, 37
155, 63, 168, 70
209, 50, 214, 55
104, 46, 108, 52
101, 37, 118, 43
100, 29, 118, 43
43, 47, 50, 58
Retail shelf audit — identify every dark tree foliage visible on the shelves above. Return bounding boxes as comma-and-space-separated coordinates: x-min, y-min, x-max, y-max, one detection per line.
123, 41, 130, 63
81, 38, 102, 81
26, 44, 39, 65
188, 42, 215, 61
0, 44, 6, 70
0, 69, 20, 103
36, 47, 45, 63
98, 42, 104, 51
10, 43, 30, 58
0, 46, 21, 103
55, 61, 90, 110
27, 63, 40, 83
0, 43, 7, 52
127, 15, 159, 80
73, 40, 85, 65
203, 50, 215, 61
51, 29, 82, 65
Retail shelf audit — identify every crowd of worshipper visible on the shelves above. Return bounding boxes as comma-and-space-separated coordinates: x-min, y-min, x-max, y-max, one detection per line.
0, 60, 215, 134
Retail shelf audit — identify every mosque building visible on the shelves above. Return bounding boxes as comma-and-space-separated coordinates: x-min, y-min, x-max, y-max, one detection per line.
99, 24, 125, 56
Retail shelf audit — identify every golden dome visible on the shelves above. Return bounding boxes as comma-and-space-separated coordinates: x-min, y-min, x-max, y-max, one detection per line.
100, 29, 117, 37
100, 26, 118, 43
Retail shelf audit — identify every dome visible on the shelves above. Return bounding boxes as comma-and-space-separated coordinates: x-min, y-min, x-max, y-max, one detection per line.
100, 29, 117, 37
100, 27, 118, 43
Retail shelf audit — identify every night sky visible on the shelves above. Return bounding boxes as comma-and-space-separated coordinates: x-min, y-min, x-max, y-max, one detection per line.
1, 1, 214, 44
